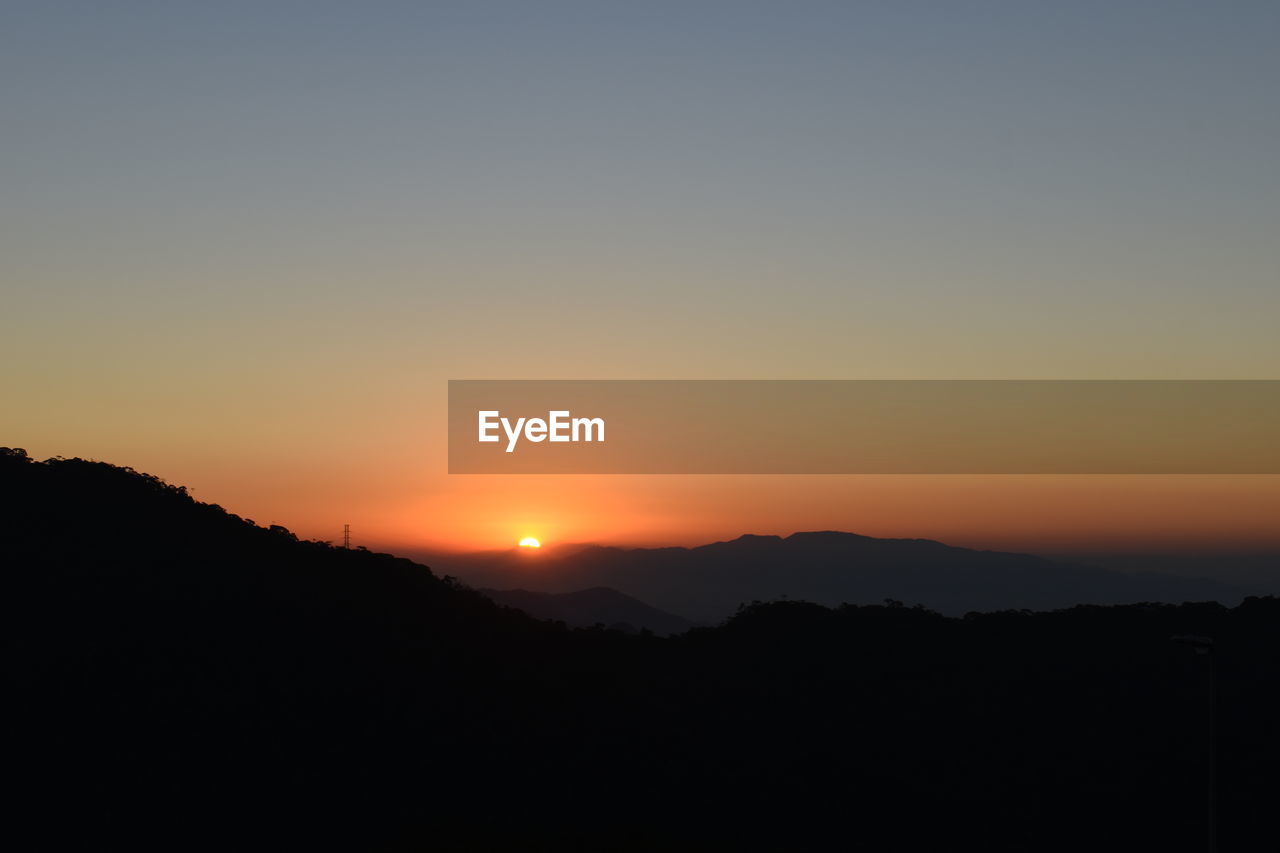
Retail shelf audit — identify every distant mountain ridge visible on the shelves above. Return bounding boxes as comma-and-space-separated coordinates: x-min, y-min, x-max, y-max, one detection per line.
423, 531, 1248, 622
478, 587, 696, 635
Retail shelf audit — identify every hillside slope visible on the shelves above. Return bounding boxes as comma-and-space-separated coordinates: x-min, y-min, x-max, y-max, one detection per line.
4, 448, 1280, 850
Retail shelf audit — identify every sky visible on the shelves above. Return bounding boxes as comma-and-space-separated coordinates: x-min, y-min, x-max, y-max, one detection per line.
3, 2, 1279, 554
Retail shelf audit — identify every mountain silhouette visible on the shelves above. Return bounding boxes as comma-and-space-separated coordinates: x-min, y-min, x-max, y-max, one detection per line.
5, 448, 1280, 850
421, 531, 1247, 622
478, 586, 697, 635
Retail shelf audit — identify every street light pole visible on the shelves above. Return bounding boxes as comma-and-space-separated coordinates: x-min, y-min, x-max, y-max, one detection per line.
1206, 645, 1215, 853
1172, 634, 1216, 853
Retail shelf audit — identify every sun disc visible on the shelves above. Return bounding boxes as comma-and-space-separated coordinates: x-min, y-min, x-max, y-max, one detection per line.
518, 537, 541, 548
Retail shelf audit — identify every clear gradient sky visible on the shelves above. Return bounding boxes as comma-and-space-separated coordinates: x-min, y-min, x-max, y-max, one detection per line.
4, 2, 1279, 553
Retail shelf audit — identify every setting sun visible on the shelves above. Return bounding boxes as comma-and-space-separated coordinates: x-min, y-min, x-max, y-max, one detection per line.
518, 537, 541, 548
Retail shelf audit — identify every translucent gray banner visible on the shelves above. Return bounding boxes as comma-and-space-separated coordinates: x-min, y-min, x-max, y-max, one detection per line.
448, 380, 1280, 474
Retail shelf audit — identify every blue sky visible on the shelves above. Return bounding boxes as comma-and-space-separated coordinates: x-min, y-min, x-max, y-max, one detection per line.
3, 2, 1278, 549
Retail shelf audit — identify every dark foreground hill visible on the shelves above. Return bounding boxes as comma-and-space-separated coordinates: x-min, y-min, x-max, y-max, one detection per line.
422, 532, 1247, 621
4, 448, 1280, 850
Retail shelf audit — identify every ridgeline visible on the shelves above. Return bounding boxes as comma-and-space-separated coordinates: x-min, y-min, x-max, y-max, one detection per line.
4, 448, 1278, 850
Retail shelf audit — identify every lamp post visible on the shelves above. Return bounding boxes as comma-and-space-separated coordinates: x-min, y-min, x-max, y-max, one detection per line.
1171, 634, 1215, 853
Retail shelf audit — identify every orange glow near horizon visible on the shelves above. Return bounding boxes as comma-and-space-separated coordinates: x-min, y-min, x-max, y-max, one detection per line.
359, 472, 1280, 557
13, 444, 1280, 558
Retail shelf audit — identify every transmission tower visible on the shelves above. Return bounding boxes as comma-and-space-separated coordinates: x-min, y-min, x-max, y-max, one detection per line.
342, 523, 350, 549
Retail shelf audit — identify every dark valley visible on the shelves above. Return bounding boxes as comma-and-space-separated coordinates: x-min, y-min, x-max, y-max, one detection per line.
4, 449, 1278, 850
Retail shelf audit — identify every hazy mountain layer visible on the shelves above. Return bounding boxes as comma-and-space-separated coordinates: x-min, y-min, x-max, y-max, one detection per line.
426, 532, 1247, 622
